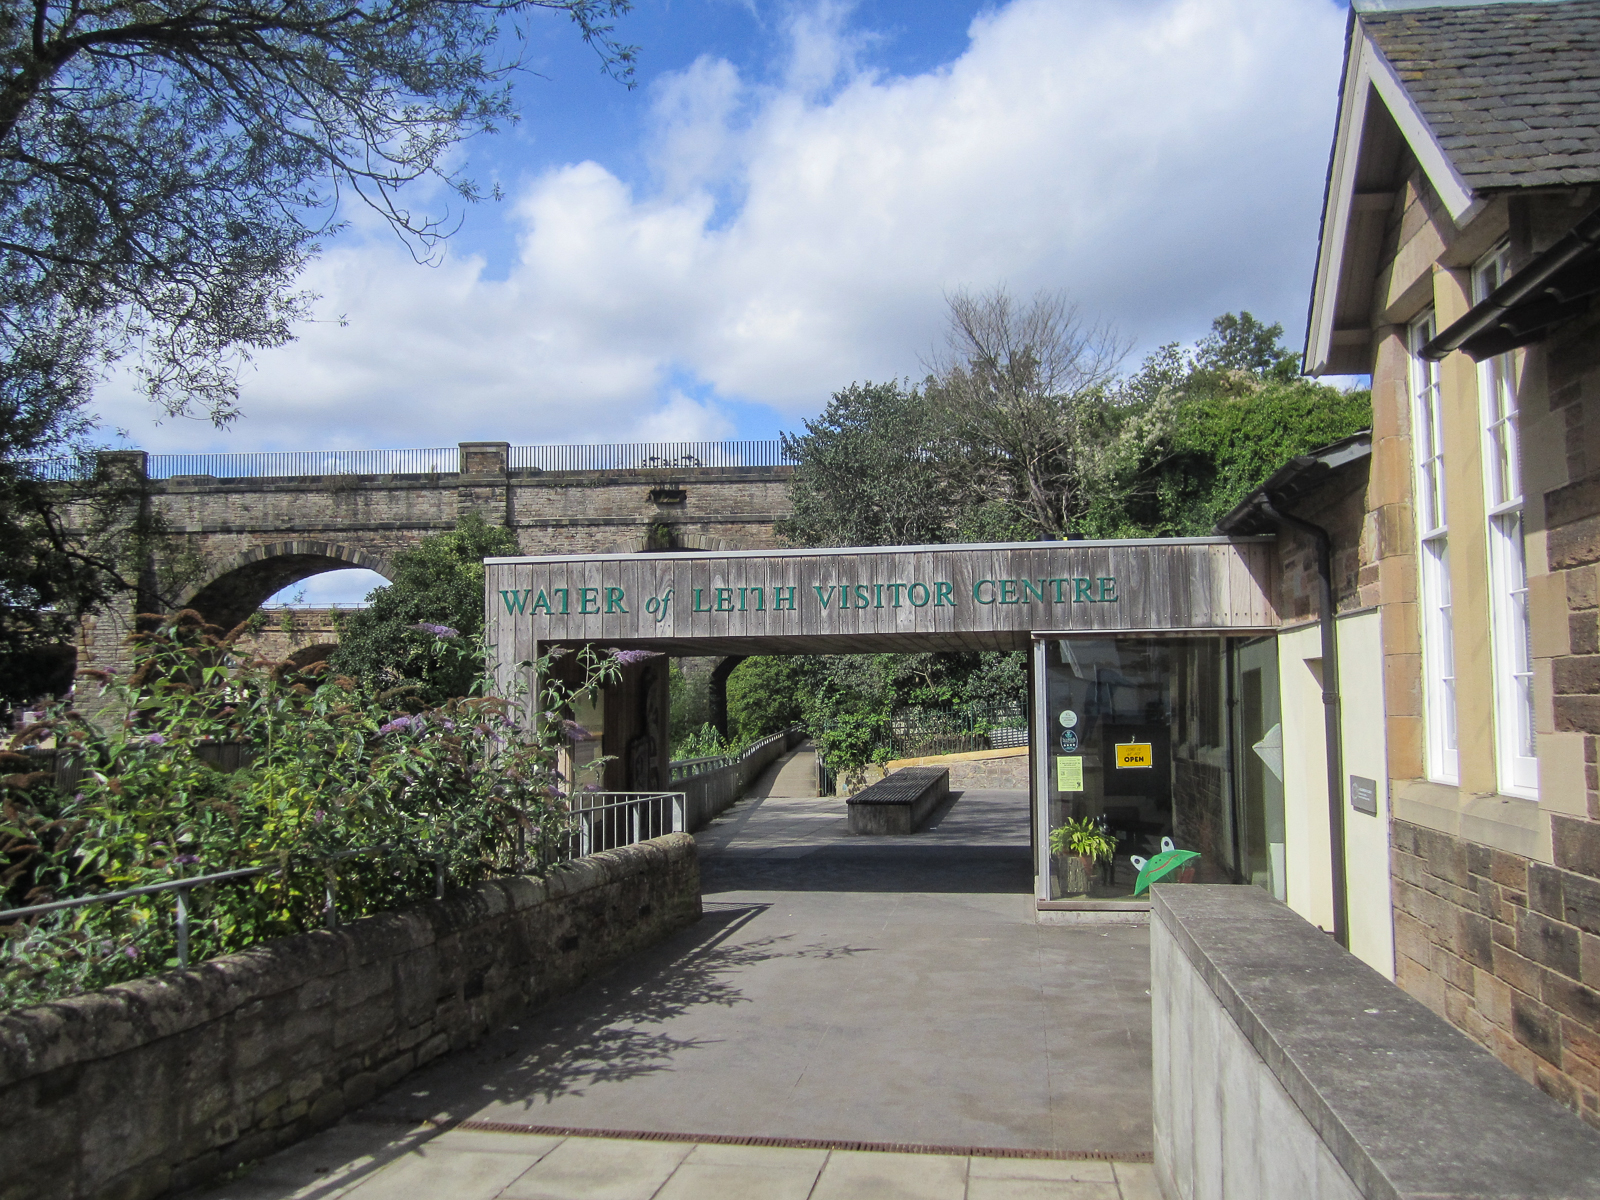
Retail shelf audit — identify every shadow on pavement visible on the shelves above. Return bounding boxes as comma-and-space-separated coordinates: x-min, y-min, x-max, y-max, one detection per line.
358, 903, 878, 1123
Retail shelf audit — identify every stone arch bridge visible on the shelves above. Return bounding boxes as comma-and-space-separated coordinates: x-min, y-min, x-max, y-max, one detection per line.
78, 440, 792, 676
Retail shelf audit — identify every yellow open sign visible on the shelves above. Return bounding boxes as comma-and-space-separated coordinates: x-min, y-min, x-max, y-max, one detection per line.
1115, 743, 1154, 769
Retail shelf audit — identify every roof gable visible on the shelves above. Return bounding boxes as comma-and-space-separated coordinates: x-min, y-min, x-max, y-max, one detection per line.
1361, 0, 1600, 190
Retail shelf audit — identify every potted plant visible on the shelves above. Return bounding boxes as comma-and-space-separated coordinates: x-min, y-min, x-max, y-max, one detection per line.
1049, 815, 1117, 896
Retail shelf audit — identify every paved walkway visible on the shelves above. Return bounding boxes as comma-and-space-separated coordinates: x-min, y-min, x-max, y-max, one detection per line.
196, 1123, 1157, 1199
192, 773, 1155, 1198
741, 741, 819, 799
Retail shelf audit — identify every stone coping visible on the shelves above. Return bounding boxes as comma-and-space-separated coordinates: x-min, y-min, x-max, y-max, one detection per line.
0, 836, 688, 1087
1153, 885, 1600, 1199
883, 747, 1028, 769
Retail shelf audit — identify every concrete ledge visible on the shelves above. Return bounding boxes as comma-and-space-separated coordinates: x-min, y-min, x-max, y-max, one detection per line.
846, 767, 949, 835
1152, 884, 1600, 1199
0, 834, 700, 1200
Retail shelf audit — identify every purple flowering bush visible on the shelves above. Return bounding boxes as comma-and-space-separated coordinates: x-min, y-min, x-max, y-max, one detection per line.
1, 612, 622, 1008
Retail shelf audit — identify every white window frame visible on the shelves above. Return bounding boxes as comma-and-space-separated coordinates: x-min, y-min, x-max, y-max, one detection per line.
1474, 245, 1538, 797
1411, 311, 1458, 783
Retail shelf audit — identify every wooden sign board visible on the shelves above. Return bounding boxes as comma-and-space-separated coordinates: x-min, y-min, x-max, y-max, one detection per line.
486, 538, 1277, 672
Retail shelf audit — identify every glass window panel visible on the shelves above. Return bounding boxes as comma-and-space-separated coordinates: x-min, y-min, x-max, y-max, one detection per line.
1040, 637, 1244, 902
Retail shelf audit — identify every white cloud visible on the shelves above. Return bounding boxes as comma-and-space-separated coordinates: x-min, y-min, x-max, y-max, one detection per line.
97, 0, 1350, 453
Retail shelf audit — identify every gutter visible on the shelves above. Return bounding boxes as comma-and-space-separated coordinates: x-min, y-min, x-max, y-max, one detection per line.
1216, 433, 1369, 948
1423, 199, 1600, 361
1255, 498, 1351, 950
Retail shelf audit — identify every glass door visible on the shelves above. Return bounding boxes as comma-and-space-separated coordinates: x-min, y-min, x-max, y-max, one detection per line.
1033, 635, 1281, 905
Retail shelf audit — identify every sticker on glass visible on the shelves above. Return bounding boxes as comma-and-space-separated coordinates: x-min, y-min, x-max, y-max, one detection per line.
1058, 710, 1078, 729
1059, 729, 1079, 753
1056, 755, 1084, 791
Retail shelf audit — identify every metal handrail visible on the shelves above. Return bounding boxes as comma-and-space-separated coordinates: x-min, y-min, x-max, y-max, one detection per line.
668, 728, 797, 783
2, 793, 687, 968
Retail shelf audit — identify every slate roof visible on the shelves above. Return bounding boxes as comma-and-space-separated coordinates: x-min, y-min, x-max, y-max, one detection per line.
1360, 0, 1600, 190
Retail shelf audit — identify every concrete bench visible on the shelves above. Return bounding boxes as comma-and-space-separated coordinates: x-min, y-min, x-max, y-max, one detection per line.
846, 767, 950, 834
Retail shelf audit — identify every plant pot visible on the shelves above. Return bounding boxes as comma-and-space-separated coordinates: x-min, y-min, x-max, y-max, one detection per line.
1057, 853, 1093, 897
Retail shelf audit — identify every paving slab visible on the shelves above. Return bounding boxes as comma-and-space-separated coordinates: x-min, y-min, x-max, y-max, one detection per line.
353, 788, 1151, 1156
188, 784, 1155, 1200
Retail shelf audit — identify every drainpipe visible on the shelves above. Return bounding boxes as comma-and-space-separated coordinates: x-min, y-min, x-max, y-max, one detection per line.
1258, 497, 1350, 949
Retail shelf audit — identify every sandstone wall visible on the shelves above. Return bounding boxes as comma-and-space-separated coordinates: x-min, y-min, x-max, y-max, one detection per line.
0, 835, 701, 1200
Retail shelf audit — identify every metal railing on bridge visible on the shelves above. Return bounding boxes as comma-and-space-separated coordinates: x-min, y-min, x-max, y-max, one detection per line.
148, 447, 461, 478
0, 791, 684, 967
508, 440, 793, 472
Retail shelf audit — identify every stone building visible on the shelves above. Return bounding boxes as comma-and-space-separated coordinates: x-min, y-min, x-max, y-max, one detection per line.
1301, 0, 1600, 1125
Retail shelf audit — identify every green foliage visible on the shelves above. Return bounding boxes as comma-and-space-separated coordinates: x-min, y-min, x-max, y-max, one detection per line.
1085, 313, 1371, 538
0, 610, 614, 1010
725, 656, 811, 743
669, 722, 748, 762
329, 515, 519, 702
778, 380, 959, 548
1049, 815, 1116, 863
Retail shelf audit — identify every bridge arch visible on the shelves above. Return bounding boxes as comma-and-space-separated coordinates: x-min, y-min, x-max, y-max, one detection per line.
179, 540, 392, 631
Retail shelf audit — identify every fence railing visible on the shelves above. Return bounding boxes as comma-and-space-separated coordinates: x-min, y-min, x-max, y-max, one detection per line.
667, 726, 799, 784
508, 440, 793, 472
19, 440, 796, 482
147, 448, 460, 479
1, 791, 685, 967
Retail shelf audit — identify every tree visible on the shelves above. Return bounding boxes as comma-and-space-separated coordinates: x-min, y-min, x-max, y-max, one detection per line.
925, 287, 1165, 538
3, 0, 634, 426
0, 0, 632, 702
1083, 314, 1372, 537
778, 381, 957, 548
329, 514, 519, 701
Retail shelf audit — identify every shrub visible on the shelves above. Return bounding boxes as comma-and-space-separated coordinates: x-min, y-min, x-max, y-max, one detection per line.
0, 611, 616, 1009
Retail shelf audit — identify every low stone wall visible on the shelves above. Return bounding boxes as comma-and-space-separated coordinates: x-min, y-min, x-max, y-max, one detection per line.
0, 834, 700, 1200
1153, 884, 1600, 1200
677, 728, 807, 829
880, 746, 1029, 791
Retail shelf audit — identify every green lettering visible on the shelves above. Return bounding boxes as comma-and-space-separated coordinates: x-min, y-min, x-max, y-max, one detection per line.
774, 586, 797, 610
888, 583, 907, 607
1073, 578, 1093, 603
974, 580, 996, 605
874, 583, 884, 608
1098, 577, 1118, 603
579, 587, 600, 614
531, 589, 553, 615
715, 588, 735, 612
1021, 579, 1046, 604
604, 587, 627, 613
934, 581, 955, 607
855, 584, 872, 608
998, 579, 1019, 605
554, 588, 569, 615
908, 582, 931, 607
752, 587, 765, 611
500, 589, 530, 615
813, 584, 835, 608
738, 587, 748, 612
1048, 578, 1069, 602
693, 589, 712, 612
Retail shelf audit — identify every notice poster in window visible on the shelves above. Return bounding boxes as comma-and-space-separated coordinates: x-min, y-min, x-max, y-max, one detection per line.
1057, 755, 1084, 792
1115, 743, 1154, 769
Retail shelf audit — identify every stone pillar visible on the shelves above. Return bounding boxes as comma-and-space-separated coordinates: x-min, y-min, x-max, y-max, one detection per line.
707, 655, 747, 739
73, 451, 154, 726
457, 441, 511, 528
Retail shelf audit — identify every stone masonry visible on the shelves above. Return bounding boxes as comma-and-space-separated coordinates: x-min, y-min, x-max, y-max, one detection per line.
0, 834, 701, 1200
73, 443, 793, 680
1392, 819, 1600, 1128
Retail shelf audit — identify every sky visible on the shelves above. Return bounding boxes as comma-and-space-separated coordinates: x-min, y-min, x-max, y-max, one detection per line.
95, 0, 1356, 606
97, 0, 1354, 462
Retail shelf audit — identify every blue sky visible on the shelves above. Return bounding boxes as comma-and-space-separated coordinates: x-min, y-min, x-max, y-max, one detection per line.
101, 0, 1356, 606
101, 0, 1355, 468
